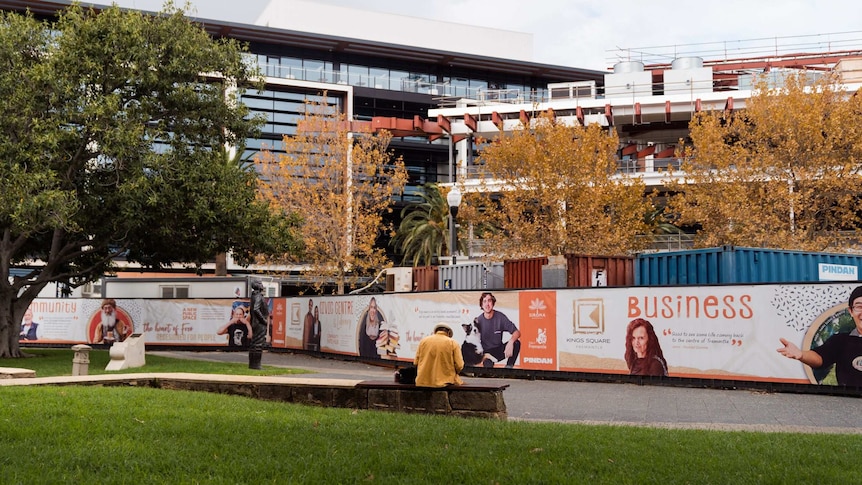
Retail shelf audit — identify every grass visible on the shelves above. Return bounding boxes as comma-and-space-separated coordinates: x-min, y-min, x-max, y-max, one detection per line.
2, 385, 861, 484
3, 349, 862, 483
1, 348, 308, 377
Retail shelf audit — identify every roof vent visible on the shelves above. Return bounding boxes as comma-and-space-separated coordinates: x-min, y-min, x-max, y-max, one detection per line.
671, 57, 704, 70
613, 61, 644, 73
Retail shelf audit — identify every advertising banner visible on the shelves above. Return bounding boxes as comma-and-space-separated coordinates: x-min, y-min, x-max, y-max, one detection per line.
21, 298, 246, 347
278, 283, 861, 386
18, 282, 862, 387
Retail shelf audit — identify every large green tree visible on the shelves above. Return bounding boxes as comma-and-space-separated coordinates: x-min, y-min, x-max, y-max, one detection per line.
0, 4, 296, 357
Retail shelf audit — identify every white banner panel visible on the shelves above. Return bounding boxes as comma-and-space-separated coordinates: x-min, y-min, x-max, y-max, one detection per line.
20, 282, 862, 386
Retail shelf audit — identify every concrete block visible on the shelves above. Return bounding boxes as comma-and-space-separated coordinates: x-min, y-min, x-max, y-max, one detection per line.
291, 386, 334, 406
0, 367, 36, 379
400, 389, 451, 414
105, 334, 146, 371
367, 388, 399, 411
449, 390, 507, 413
331, 388, 366, 409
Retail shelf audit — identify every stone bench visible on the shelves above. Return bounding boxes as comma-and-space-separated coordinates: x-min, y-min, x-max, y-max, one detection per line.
356, 380, 509, 420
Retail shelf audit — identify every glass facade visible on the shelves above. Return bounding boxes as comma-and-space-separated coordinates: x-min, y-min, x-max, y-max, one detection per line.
236, 43, 588, 261
248, 53, 550, 102
239, 88, 343, 160
239, 49, 562, 191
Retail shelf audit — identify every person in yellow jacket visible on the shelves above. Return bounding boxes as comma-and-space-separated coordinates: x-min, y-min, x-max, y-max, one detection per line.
414, 323, 464, 387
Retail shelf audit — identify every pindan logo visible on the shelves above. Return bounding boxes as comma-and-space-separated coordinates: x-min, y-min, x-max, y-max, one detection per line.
528, 298, 547, 318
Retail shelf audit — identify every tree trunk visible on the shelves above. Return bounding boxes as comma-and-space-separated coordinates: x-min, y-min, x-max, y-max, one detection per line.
0, 290, 31, 358
215, 252, 228, 276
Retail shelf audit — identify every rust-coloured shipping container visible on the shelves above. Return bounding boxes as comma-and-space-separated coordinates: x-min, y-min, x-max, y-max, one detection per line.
565, 254, 634, 287
504, 256, 548, 289
412, 266, 439, 291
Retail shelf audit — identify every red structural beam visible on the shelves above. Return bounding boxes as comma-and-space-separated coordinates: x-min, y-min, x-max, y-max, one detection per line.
354, 116, 468, 142
464, 113, 477, 132
637, 145, 655, 159
655, 146, 676, 158
492, 111, 504, 130
437, 114, 451, 133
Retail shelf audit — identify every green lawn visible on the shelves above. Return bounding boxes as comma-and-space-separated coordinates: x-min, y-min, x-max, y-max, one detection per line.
2, 385, 860, 484
2, 347, 306, 377
3, 349, 862, 484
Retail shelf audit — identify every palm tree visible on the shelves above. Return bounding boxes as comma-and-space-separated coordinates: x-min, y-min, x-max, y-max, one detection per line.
645, 206, 682, 235
392, 184, 452, 266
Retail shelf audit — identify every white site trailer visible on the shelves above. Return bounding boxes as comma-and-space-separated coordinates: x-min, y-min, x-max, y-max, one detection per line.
102, 275, 280, 299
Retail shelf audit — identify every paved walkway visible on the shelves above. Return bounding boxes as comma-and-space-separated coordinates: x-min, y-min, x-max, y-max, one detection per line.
151, 350, 862, 435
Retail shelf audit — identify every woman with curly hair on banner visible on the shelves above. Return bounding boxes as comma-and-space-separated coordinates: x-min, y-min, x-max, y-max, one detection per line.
624, 318, 668, 376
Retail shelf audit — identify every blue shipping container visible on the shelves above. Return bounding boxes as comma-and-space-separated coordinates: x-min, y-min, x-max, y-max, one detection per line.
635, 246, 862, 285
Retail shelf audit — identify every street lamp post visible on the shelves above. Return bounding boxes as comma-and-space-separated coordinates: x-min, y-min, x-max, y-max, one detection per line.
446, 187, 462, 265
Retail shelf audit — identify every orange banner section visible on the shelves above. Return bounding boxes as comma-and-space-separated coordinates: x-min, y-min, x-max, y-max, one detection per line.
270, 298, 287, 348
518, 291, 557, 370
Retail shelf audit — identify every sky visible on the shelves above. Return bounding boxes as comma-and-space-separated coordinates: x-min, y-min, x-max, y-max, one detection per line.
110, 0, 862, 71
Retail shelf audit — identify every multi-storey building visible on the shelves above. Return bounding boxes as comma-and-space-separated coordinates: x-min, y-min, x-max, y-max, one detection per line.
433, 34, 862, 183
8, 2, 862, 293
2, 0, 603, 293
429, 33, 862, 253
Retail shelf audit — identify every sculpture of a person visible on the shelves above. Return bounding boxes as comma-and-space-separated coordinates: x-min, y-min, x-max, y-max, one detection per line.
248, 280, 269, 369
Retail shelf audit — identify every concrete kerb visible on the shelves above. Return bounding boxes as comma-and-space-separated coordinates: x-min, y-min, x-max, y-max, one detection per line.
0, 372, 509, 419
0, 372, 361, 387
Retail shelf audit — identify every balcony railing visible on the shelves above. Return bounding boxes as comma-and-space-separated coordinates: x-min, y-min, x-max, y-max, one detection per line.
461, 157, 683, 180
463, 233, 695, 259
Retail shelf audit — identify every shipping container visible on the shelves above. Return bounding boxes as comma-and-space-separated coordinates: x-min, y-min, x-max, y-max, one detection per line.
504, 256, 548, 289
565, 254, 635, 287
439, 262, 504, 290
635, 246, 862, 286
412, 266, 439, 291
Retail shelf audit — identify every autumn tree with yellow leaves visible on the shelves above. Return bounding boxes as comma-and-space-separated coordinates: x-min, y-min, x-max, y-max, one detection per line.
461, 117, 656, 259
669, 71, 862, 250
256, 101, 408, 294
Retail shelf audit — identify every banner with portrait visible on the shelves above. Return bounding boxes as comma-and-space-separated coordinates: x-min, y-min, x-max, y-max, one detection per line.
21, 298, 246, 346
274, 283, 859, 386
19, 282, 862, 386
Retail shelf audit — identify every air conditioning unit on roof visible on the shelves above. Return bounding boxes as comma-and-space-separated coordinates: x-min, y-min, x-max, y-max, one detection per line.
385, 267, 413, 293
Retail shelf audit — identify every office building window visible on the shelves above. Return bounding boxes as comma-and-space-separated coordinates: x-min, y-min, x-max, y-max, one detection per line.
347, 64, 369, 86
